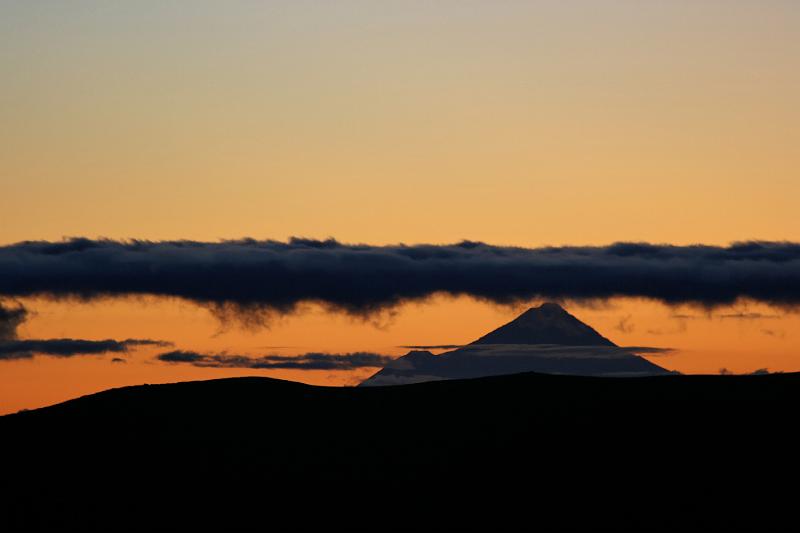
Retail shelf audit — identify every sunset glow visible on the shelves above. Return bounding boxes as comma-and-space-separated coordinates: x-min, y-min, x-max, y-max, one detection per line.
2, 1, 799, 413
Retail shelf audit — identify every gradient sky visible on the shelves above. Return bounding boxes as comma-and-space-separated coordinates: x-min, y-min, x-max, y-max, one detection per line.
1, 1, 799, 413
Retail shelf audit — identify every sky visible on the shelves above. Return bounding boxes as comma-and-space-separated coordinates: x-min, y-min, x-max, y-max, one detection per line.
1, 1, 799, 413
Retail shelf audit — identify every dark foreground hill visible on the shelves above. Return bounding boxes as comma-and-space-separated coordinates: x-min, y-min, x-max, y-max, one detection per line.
1, 372, 798, 530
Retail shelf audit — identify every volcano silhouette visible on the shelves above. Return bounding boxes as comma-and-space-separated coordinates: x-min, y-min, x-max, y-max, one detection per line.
360, 303, 669, 386
472, 302, 616, 346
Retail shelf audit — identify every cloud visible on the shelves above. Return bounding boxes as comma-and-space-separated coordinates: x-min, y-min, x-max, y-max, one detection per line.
443, 344, 674, 359
0, 338, 171, 360
614, 315, 635, 334
648, 315, 691, 335
0, 302, 28, 341
0, 300, 171, 361
760, 329, 786, 338
670, 312, 781, 320
669, 314, 699, 320
156, 350, 396, 371
717, 312, 781, 320
2, 239, 800, 320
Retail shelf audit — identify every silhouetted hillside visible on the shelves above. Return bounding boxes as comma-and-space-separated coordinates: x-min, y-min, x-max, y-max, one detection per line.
1, 372, 797, 530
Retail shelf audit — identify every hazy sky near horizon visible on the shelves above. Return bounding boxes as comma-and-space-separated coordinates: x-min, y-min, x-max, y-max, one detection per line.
1, 1, 799, 413
2, 0, 799, 245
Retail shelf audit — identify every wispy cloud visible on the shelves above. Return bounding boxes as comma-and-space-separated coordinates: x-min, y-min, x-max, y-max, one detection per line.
670, 312, 781, 320
0, 338, 171, 360
717, 312, 781, 320
614, 314, 635, 334
760, 329, 786, 339
446, 344, 674, 359
1, 301, 170, 360
0, 301, 28, 341
156, 350, 396, 371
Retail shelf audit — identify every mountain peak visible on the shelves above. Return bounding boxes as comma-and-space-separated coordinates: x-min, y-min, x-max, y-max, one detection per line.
470, 303, 616, 347
359, 303, 667, 386
523, 302, 567, 314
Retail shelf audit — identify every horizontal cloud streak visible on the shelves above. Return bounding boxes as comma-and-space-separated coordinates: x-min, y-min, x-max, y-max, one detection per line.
156, 350, 396, 371
0, 338, 171, 360
433, 344, 675, 360
2, 238, 800, 316
717, 312, 781, 320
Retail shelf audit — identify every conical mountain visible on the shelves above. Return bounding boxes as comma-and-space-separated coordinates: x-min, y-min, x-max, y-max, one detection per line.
359, 303, 669, 386
471, 303, 616, 346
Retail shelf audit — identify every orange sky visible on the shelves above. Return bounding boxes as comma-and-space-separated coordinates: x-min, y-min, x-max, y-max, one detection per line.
2, 296, 799, 414
1, 1, 799, 413
1, 1, 798, 246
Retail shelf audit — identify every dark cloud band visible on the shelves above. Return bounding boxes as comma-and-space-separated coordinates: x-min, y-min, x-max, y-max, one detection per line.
0, 338, 171, 360
2, 238, 800, 315
156, 350, 395, 371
